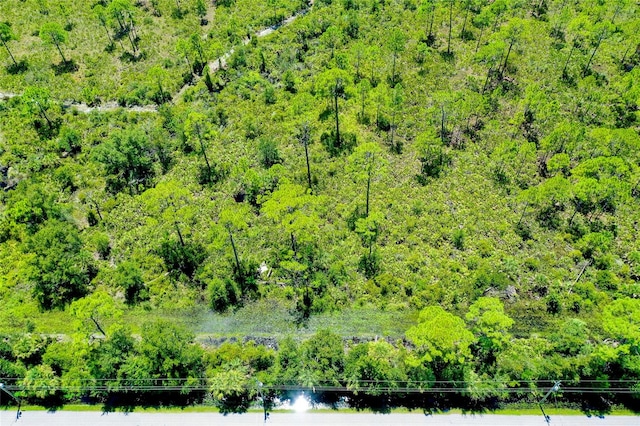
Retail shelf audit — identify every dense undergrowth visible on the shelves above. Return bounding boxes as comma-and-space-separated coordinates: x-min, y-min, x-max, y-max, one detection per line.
1, 0, 640, 415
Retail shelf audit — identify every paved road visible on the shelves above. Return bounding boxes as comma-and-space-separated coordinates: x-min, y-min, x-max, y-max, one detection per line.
1, 411, 638, 426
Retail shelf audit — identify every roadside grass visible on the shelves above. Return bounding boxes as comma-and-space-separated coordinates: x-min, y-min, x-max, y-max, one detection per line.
5, 404, 637, 416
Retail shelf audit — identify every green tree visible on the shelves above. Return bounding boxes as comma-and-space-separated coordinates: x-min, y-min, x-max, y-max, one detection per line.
195, 0, 207, 24
487, 0, 509, 33
300, 330, 345, 391
271, 337, 302, 390
321, 25, 341, 58
419, 0, 437, 44
561, 15, 590, 79
148, 65, 171, 104
459, 0, 474, 39
602, 298, 640, 351
87, 324, 135, 396
352, 41, 367, 81
261, 183, 321, 256
520, 175, 571, 229
25, 220, 95, 310
176, 38, 194, 74
93, 4, 114, 46
267, 0, 280, 25
93, 127, 156, 194
22, 86, 56, 130
496, 336, 549, 384
446, 0, 454, 55
113, 261, 148, 305
406, 306, 475, 381
297, 122, 314, 191
69, 290, 123, 336
108, 0, 139, 54
357, 78, 371, 124
466, 297, 514, 371
0, 22, 18, 67
40, 22, 68, 63
316, 68, 352, 155
388, 84, 404, 152
218, 205, 255, 293
498, 18, 524, 77
472, 5, 492, 53
257, 138, 281, 168
583, 19, 613, 76
549, 318, 592, 356
415, 128, 450, 183
388, 29, 406, 87
131, 320, 204, 394
345, 340, 406, 410
347, 142, 386, 217
141, 181, 206, 279
476, 36, 505, 94
0, 183, 60, 239
355, 212, 383, 278
184, 112, 218, 184
21, 364, 61, 402
108, 0, 135, 33
262, 184, 323, 318
35, 0, 49, 14
190, 33, 206, 68
208, 359, 255, 413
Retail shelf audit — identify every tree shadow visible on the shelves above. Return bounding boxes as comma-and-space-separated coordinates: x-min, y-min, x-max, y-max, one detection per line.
461, 30, 475, 41
120, 51, 146, 63
52, 60, 78, 75
421, 34, 436, 47
440, 50, 455, 62
6, 60, 28, 74
318, 107, 333, 121
34, 117, 62, 139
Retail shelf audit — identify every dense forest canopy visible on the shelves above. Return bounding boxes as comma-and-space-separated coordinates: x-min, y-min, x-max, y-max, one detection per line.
1, 0, 639, 414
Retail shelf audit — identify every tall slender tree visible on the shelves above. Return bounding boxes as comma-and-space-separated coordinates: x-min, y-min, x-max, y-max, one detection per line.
388, 29, 406, 87
40, 22, 68, 63
297, 122, 314, 191
0, 23, 18, 67
582, 20, 612, 77
347, 142, 386, 217
184, 112, 214, 183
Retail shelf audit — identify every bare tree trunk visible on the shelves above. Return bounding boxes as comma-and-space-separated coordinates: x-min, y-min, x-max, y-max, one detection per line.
196, 123, 213, 180
54, 40, 67, 63
583, 32, 605, 76
304, 139, 312, 191
91, 316, 107, 336
562, 43, 576, 76
227, 225, 241, 273
447, 0, 453, 54
1, 39, 17, 66
334, 82, 340, 146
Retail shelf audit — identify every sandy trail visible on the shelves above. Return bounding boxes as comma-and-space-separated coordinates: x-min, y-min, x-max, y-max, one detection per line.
0, 1, 315, 113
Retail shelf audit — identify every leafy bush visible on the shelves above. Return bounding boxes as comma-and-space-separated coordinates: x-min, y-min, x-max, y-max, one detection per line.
157, 239, 207, 280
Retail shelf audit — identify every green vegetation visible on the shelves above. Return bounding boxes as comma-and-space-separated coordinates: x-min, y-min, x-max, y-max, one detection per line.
1, 0, 640, 416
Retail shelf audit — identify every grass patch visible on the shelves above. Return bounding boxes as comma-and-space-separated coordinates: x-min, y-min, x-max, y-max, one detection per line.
194, 298, 415, 339
0, 298, 415, 339
6, 404, 637, 416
